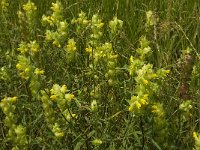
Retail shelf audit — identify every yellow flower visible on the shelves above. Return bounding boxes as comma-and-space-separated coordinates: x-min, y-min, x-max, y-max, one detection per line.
151, 73, 157, 78
11, 97, 17, 102
152, 103, 164, 117
165, 70, 170, 74
50, 88, 55, 94
50, 95, 57, 100
85, 47, 92, 53
55, 131, 64, 137
143, 94, 148, 100
96, 23, 104, 28
35, 68, 44, 75
51, 2, 62, 13
143, 79, 148, 85
60, 85, 67, 93
91, 100, 98, 112
65, 39, 76, 52
193, 132, 198, 140
23, 1, 37, 12
152, 105, 158, 113
135, 101, 141, 109
16, 63, 23, 70
65, 94, 74, 102
128, 105, 133, 112
140, 98, 148, 105
92, 139, 103, 145
29, 40, 39, 53
24, 68, 30, 73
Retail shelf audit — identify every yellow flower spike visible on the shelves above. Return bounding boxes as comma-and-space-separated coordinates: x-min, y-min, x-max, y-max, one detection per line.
65, 39, 76, 52
152, 105, 158, 113
96, 23, 104, 28
143, 94, 149, 100
60, 85, 67, 93
72, 114, 77, 119
143, 79, 149, 85
50, 89, 54, 94
140, 98, 148, 105
85, 47, 92, 53
152, 103, 164, 117
55, 131, 64, 137
39, 70, 44, 75
92, 139, 103, 145
193, 132, 198, 140
16, 63, 23, 70
11, 97, 17, 102
19, 72, 25, 78
128, 105, 133, 112
50, 95, 57, 101
151, 73, 157, 78
23, 0, 37, 12
83, 19, 89, 25
51, 2, 62, 12
24, 68, 30, 73
135, 101, 141, 110
29, 40, 39, 53
53, 41, 61, 48
65, 94, 74, 102
130, 56, 134, 63
165, 70, 170, 74
35, 68, 44, 75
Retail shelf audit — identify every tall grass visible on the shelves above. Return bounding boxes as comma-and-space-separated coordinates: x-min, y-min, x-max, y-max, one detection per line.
0, 0, 199, 149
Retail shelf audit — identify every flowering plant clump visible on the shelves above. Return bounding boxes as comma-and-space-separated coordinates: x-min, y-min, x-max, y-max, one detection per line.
0, 97, 28, 150
0, 0, 199, 149
40, 84, 75, 138
40, 89, 64, 138
17, 0, 37, 39
193, 132, 200, 150
71, 11, 90, 35
42, 1, 68, 47
0, 0, 9, 12
128, 36, 170, 113
16, 40, 44, 97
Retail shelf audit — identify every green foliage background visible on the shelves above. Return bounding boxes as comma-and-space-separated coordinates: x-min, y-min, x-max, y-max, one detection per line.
0, 0, 199, 149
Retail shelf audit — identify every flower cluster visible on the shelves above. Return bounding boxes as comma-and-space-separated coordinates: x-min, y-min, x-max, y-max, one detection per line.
128, 37, 170, 113
40, 89, 64, 138
86, 42, 118, 86
71, 11, 90, 34
89, 84, 100, 112
42, 1, 68, 47
151, 103, 164, 117
128, 94, 149, 112
50, 84, 75, 120
40, 84, 75, 138
109, 16, 123, 35
0, 97, 27, 149
84, 14, 104, 47
16, 55, 33, 79
22, 0, 37, 21
16, 41, 44, 96
17, 0, 37, 35
151, 103, 168, 147
17, 40, 39, 56
16, 41, 39, 79
52, 123, 64, 138
179, 100, 193, 122
92, 139, 103, 146
146, 10, 154, 27
64, 38, 77, 62
0, 0, 9, 12
193, 132, 200, 150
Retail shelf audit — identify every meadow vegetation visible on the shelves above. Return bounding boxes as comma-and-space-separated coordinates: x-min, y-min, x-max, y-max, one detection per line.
0, 0, 199, 149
